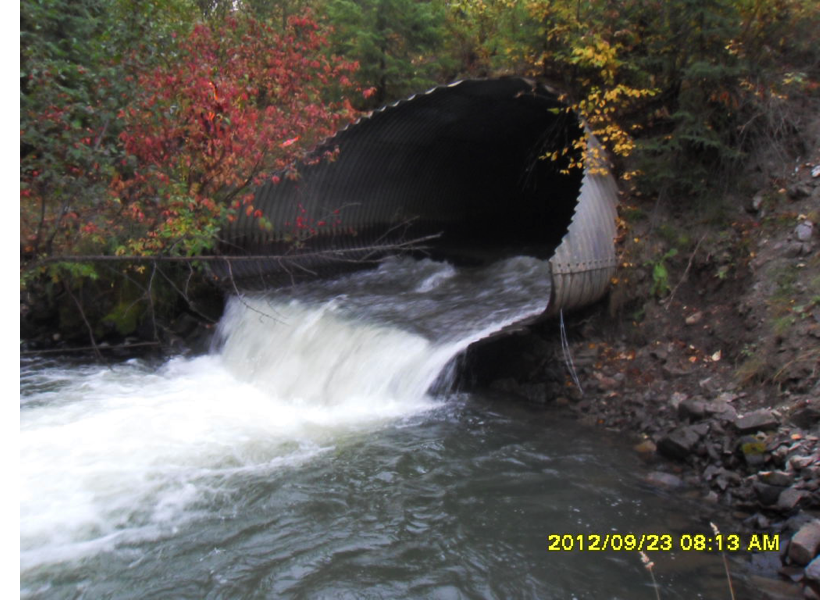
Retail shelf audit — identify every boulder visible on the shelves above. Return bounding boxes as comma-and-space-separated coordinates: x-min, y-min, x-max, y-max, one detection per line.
778, 488, 806, 511
788, 520, 820, 566
753, 481, 784, 506
735, 409, 779, 433
657, 426, 701, 460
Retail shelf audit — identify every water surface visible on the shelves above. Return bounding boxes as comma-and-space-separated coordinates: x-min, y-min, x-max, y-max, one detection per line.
21, 257, 741, 599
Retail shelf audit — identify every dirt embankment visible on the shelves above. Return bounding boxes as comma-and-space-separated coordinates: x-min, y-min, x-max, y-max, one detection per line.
461, 109, 820, 597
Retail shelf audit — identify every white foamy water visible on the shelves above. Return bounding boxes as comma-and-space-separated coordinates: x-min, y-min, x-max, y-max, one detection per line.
20, 256, 552, 573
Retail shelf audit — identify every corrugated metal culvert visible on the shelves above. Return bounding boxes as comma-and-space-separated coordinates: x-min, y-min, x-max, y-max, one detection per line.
212, 77, 618, 314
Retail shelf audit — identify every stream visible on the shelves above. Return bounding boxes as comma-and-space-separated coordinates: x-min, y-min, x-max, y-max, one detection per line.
21, 256, 743, 599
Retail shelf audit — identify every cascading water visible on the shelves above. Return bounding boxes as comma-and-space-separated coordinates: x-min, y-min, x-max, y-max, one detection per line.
20, 258, 549, 571
21, 256, 745, 599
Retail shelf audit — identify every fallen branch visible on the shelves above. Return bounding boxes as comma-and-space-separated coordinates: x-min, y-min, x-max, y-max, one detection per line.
20, 341, 161, 356
664, 233, 707, 311
21, 233, 444, 271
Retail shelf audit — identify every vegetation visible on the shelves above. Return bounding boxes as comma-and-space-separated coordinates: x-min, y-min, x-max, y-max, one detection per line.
328, 0, 447, 107
20, 0, 820, 346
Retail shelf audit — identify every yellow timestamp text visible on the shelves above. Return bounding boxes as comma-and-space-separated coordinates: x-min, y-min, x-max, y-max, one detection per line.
547, 533, 780, 552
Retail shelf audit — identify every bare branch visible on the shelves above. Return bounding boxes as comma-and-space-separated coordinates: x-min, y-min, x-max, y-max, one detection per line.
64, 279, 103, 362
664, 233, 707, 311
23, 233, 443, 270
226, 259, 285, 325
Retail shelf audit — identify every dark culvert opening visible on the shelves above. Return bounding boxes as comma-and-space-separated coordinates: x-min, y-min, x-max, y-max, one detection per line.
213, 78, 586, 288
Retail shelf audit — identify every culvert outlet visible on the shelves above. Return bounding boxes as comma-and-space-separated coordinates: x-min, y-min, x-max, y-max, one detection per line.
212, 77, 619, 315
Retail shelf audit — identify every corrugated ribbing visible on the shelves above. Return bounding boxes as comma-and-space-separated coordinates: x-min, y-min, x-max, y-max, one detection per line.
545, 130, 620, 313
211, 78, 586, 289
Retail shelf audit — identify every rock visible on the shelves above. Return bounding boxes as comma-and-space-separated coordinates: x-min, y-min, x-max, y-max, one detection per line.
593, 372, 619, 391
685, 311, 703, 325
749, 193, 764, 213
750, 547, 785, 575
788, 455, 816, 470
669, 391, 689, 409
678, 398, 707, 421
802, 465, 819, 480
794, 221, 814, 242
759, 470, 795, 487
754, 482, 785, 505
690, 422, 710, 437
735, 409, 779, 433
634, 440, 657, 454
788, 520, 820, 565
699, 377, 719, 394
784, 513, 817, 533
651, 343, 672, 362
706, 402, 737, 422
645, 471, 684, 489
714, 475, 730, 491
703, 490, 719, 503
778, 565, 805, 582
748, 575, 805, 600
752, 512, 772, 529
657, 426, 701, 460
783, 242, 805, 258
715, 391, 739, 403
788, 183, 811, 199
771, 445, 790, 465
790, 403, 820, 428
805, 555, 820, 583
663, 362, 692, 379
704, 440, 720, 460
739, 435, 767, 466
778, 488, 806, 511
520, 382, 552, 404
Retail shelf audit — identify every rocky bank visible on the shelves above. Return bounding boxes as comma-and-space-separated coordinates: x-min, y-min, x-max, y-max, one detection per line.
458, 108, 821, 598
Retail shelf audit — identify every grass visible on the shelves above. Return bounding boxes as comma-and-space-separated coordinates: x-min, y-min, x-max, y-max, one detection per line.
710, 522, 736, 600
638, 551, 661, 600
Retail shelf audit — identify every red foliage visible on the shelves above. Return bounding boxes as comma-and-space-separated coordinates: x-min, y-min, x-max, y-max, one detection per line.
113, 13, 359, 254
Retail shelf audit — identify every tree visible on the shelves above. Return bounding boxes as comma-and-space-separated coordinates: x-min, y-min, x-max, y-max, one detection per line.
327, 0, 446, 106
524, 0, 819, 202
20, 4, 361, 346
443, 0, 543, 78
20, 0, 196, 261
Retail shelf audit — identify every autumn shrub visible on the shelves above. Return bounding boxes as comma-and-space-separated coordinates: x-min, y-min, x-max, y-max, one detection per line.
109, 13, 359, 258
21, 4, 362, 342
